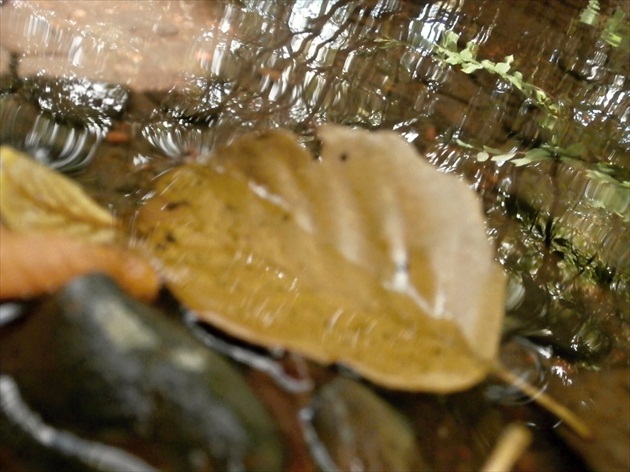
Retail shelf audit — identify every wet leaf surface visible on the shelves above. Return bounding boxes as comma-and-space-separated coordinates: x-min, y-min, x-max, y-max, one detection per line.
0, 227, 158, 301
0, 146, 159, 300
135, 126, 505, 393
0, 0, 628, 470
0, 146, 115, 242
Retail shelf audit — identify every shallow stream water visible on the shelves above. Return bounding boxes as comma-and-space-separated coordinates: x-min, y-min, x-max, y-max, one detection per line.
1, 1, 628, 471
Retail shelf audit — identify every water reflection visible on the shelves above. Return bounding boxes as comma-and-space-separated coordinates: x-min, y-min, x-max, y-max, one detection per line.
0, 94, 100, 170
0, 1, 628, 470
1, 0, 627, 356
485, 337, 551, 406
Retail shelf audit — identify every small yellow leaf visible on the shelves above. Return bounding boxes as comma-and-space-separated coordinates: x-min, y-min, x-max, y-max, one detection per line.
0, 146, 116, 243
0, 146, 160, 301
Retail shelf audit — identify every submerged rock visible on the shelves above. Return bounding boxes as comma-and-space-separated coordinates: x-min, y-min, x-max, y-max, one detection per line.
300, 377, 428, 472
0, 274, 284, 472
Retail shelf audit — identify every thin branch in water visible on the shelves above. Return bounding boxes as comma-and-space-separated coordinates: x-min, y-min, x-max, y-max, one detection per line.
481, 423, 532, 472
492, 363, 593, 440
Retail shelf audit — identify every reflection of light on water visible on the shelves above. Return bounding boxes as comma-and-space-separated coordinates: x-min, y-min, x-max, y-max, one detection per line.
193, 32, 243, 77
550, 364, 573, 386
287, 0, 327, 32
0, 95, 101, 170
486, 337, 550, 406
574, 73, 629, 130
137, 0, 476, 153
412, 1, 462, 46
0, 303, 24, 327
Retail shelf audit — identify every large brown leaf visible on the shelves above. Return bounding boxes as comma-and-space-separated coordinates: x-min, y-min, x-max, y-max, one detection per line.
134, 126, 505, 392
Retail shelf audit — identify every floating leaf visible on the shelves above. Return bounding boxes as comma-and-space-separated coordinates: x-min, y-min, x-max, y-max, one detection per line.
602, 9, 628, 49
491, 153, 517, 163
483, 145, 503, 154
580, 1, 600, 26
455, 139, 476, 150
510, 157, 534, 167
459, 46, 476, 62
0, 146, 116, 242
440, 31, 459, 51
0, 227, 159, 301
564, 142, 586, 158
505, 71, 525, 91
461, 62, 484, 74
445, 55, 462, 65
0, 146, 159, 300
534, 89, 549, 104
494, 60, 512, 75
523, 148, 551, 161
135, 126, 505, 392
477, 151, 491, 162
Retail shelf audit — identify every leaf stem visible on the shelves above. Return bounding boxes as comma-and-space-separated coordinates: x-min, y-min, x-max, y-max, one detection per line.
491, 363, 593, 440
